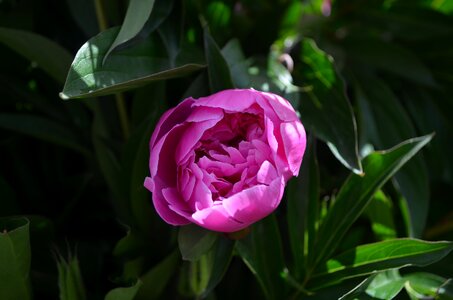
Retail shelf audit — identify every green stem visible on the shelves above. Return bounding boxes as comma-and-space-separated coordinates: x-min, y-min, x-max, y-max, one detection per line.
94, 0, 130, 140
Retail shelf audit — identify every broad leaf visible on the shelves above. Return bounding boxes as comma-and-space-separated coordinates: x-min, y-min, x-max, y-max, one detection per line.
104, 0, 155, 62
60, 28, 204, 99
404, 272, 453, 300
0, 217, 32, 300
309, 239, 453, 290
355, 75, 430, 237
236, 215, 287, 300
297, 38, 362, 174
364, 190, 397, 240
340, 269, 405, 300
178, 225, 219, 261
203, 27, 234, 93
311, 134, 432, 269
287, 138, 319, 279
221, 39, 250, 88
104, 280, 142, 300
0, 27, 72, 83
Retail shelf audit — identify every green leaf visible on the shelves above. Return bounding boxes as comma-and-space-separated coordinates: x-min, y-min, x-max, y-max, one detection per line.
404, 272, 453, 299
221, 39, 251, 88
178, 224, 219, 261
236, 215, 287, 300
60, 28, 204, 99
298, 38, 362, 174
340, 269, 405, 300
364, 190, 397, 240
309, 239, 453, 290
311, 134, 433, 269
0, 27, 72, 83
104, 0, 155, 62
0, 217, 32, 300
287, 138, 319, 279
135, 251, 179, 300
104, 280, 143, 300
57, 254, 87, 300
203, 27, 235, 93
355, 75, 429, 237
0, 113, 90, 156
200, 237, 235, 298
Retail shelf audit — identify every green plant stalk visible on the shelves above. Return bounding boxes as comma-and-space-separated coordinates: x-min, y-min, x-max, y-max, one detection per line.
94, 0, 130, 140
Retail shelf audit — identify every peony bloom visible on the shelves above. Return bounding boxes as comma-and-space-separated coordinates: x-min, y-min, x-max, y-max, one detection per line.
144, 89, 306, 232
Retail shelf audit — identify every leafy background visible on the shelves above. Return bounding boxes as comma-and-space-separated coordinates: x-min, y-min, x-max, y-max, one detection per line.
1, 0, 453, 299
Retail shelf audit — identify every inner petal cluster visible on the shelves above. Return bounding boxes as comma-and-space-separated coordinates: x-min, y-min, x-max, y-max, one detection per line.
176, 110, 276, 209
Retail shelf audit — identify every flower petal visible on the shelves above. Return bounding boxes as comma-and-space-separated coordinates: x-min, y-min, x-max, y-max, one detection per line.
190, 204, 246, 232
280, 121, 306, 176
257, 160, 278, 185
192, 89, 257, 112
222, 176, 285, 224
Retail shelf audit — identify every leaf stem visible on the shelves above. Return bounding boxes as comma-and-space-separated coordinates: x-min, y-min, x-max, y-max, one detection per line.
94, 0, 130, 140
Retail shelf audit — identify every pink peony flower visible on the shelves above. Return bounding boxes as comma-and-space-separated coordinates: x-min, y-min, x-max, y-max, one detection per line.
144, 89, 306, 232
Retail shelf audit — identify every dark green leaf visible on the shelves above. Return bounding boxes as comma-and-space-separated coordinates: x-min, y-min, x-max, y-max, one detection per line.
364, 190, 397, 240
287, 138, 319, 279
221, 39, 251, 88
135, 251, 179, 300
104, 0, 156, 62
57, 254, 87, 300
236, 215, 287, 300
203, 27, 234, 93
60, 28, 204, 99
298, 38, 362, 174
0, 27, 72, 83
311, 134, 432, 269
355, 75, 429, 237
340, 269, 405, 300
178, 224, 219, 261
0, 113, 90, 156
104, 280, 142, 300
0, 217, 32, 300
310, 239, 453, 290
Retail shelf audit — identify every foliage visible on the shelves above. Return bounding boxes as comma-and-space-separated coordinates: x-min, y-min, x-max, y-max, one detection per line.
1, 0, 452, 299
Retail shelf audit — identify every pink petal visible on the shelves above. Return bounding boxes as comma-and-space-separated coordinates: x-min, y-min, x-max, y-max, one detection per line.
262, 92, 299, 122
257, 160, 278, 185
148, 181, 190, 225
222, 177, 285, 224
190, 204, 246, 232
280, 121, 306, 176
192, 89, 257, 112
150, 98, 194, 148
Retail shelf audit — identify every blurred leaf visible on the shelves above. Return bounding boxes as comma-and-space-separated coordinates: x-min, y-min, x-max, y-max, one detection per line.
0, 113, 90, 156
200, 237, 235, 298
340, 269, 405, 300
364, 190, 397, 240
404, 272, 452, 299
0, 27, 72, 83
221, 39, 251, 88
0, 176, 19, 216
104, 280, 142, 300
178, 224, 219, 261
135, 251, 179, 300
311, 134, 433, 270
287, 138, 319, 279
355, 75, 429, 237
298, 38, 362, 174
310, 239, 453, 290
203, 27, 234, 93
0, 217, 32, 300
236, 215, 287, 300
343, 37, 435, 86
60, 28, 204, 99
66, 0, 98, 37
57, 254, 87, 300
104, 0, 155, 62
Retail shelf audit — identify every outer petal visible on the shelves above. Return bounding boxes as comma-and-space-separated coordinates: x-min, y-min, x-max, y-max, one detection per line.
257, 160, 278, 185
190, 204, 246, 232
144, 178, 190, 225
222, 176, 285, 225
192, 89, 258, 112
150, 97, 194, 148
262, 91, 299, 121
280, 121, 306, 176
